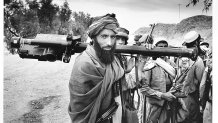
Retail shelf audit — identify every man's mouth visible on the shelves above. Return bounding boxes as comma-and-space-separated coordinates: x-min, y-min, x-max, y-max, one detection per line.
103, 47, 112, 50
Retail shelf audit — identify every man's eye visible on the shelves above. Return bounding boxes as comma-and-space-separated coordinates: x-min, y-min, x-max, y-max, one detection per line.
111, 36, 116, 39
116, 37, 120, 40
101, 35, 108, 39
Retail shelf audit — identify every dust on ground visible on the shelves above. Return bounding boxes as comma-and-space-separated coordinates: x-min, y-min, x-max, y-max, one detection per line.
4, 53, 78, 123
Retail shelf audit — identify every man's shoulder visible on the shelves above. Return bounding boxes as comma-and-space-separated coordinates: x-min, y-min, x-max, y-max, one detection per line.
143, 60, 157, 71
167, 59, 176, 68
195, 56, 205, 67
74, 52, 92, 67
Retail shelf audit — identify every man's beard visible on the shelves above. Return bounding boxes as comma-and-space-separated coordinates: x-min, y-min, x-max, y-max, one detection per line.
93, 41, 116, 64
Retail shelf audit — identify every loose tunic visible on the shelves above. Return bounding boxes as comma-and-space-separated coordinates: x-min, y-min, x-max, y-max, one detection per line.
68, 45, 124, 123
140, 60, 175, 123
178, 56, 205, 123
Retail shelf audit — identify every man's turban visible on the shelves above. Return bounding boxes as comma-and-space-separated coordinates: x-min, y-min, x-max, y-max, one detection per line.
115, 27, 129, 40
88, 13, 119, 38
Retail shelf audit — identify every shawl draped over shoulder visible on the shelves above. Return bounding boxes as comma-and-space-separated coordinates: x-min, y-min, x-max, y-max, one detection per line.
68, 45, 124, 123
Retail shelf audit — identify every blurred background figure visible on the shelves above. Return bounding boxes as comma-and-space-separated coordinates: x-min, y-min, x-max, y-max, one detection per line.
199, 41, 211, 66
177, 30, 205, 123
139, 40, 177, 123
199, 48, 212, 123
116, 27, 129, 45
115, 27, 139, 123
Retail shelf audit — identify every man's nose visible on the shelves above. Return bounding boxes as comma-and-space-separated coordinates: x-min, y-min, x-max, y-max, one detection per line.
116, 39, 122, 45
106, 38, 113, 46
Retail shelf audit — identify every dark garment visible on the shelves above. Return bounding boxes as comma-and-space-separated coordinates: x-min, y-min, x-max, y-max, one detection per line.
122, 106, 139, 123
178, 57, 205, 123
141, 62, 174, 123
116, 53, 139, 123
145, 102, 171, 123
115, 54, 127, 69
121, 89, 139, 123
178, 92, 201, 123
202, 70, 212, 123
68, 45, 124, 123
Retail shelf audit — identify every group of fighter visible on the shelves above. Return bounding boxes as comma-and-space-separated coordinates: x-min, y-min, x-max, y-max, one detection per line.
68, 13, 212, 123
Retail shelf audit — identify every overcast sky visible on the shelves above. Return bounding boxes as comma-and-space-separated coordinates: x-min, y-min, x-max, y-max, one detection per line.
53, 0, 212, 34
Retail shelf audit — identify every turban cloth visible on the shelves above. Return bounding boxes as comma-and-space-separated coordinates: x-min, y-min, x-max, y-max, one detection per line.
88, 14, 119, 38
115, 27, 129, 40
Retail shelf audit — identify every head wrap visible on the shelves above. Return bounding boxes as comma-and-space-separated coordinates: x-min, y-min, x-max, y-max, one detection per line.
134, 34, 142, 41
88, 13, 119, 38
115, 27, 129, 40
182, 31, 201, 46
200, 41, 209, 48
155, 40, 168, 47
200, 41, 210, 54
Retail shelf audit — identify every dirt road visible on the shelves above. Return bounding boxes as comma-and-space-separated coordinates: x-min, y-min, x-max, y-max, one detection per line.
4, 53, 78, 123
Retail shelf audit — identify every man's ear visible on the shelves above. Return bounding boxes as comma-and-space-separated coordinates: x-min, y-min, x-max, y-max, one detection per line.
90, 41, 93, 45
90, 38, 96, 45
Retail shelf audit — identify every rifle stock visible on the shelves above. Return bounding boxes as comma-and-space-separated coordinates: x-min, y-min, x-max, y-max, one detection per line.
11, 34, 198, 63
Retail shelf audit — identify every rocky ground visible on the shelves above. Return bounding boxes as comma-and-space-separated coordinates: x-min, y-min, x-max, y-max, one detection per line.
4, 53, 78, 123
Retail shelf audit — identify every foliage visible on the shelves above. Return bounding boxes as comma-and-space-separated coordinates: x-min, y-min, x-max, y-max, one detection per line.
186, 0, 212, 12
72, 11, 92, 42
59, 1, 72, 23
26, 0, 39, 10
4, 0, 25, 36
38, 0, 59, 33
58, 1, 72, 35
4, 0, 93, 53
73, 11, 92, 30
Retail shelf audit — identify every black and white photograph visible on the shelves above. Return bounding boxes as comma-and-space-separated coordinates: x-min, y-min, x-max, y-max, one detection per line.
3, 0, 214, 123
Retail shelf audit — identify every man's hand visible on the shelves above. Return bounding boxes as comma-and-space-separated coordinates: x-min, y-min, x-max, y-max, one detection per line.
144, 43, 154, 50
138, 35, 154, 44
161, 91, 176, 101
169, 83, 183, 92
137, 34, 154, 49
125, 57, 135, 73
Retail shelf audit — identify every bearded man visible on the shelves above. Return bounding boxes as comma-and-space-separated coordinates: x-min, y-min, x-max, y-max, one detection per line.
68, 14, 125, 123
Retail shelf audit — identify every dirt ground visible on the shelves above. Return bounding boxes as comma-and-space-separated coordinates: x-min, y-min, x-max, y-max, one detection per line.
4, 53, 78, 123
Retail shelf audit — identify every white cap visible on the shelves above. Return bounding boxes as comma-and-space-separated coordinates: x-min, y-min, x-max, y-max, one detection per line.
182, 31, 200, 45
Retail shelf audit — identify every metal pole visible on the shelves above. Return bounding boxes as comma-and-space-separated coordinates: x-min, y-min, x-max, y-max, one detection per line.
178, 4, 181, 21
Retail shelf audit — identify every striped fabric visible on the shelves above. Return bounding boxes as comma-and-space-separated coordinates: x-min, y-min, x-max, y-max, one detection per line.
87, 14, 119, 38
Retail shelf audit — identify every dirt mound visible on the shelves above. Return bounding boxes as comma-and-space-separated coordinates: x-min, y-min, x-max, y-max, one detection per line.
134, 15, 212, 47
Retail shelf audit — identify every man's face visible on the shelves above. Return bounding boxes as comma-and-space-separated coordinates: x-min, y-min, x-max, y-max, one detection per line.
116, 36, 126, 45
200, 44, 209, 49
156, 42, 168, 59
156, 43, 168, 48
185, 41, 197, 48
180, 57, 190, 72
94, 29, 116, 64
96, 29, 116, 50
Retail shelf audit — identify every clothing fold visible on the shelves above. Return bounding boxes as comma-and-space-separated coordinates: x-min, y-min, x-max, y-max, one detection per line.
69, 45, 124, 123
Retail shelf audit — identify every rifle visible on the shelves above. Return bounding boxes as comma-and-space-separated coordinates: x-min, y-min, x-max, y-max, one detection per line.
137, 23, 155, 123
138, 23, 155, 45
10, 34, 198, 63
169, 58, 197, 123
